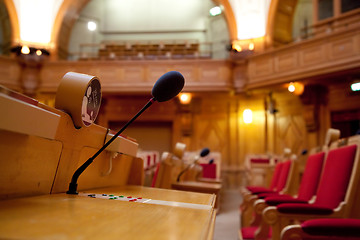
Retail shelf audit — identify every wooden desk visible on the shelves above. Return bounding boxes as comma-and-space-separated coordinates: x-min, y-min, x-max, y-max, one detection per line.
0, 186, 216, 240
197, 177, 223, 184
0, 86, 216, 239
172, 181, 222, 211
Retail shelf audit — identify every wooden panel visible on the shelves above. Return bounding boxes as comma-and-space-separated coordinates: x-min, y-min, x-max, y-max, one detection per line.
0, 130, 62, 200
275, 52, 298, 71
250, 57, 274, 77
0, 56, 21, 91
299, 45, 326, 66
37, 60, 233, 93
329, 35, 357, 59
246, 29, 360, 88
76, 149, 134, 191
51, 109, 139, 193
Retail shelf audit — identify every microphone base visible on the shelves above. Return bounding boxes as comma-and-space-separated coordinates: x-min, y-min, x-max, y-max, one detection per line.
66, 182, 79, 195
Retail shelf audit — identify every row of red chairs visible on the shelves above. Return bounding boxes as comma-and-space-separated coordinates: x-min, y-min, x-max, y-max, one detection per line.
240, 133, 360, 240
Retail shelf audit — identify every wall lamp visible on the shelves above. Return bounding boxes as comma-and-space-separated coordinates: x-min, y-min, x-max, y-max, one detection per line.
179, 93, 192, 104
243, 109, 252, 124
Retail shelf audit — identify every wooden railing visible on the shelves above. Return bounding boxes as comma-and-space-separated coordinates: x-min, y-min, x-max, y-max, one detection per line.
72, 40, 213, 61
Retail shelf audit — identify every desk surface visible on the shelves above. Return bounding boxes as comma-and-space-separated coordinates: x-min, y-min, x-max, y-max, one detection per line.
0, 185, 216, 240
172, 181, 222, 192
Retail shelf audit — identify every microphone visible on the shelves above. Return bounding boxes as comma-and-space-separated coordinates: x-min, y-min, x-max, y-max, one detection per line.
200, 148, 210, 158
176, 147, 210, 182
67, 71, 185, 194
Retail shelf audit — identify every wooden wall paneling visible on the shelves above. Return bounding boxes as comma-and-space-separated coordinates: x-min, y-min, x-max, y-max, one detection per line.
273, 91, 308, 156
38, 60, 233, 93
0, 56, 20, 91
274, 51, 298, 72
328, 81, 360, 111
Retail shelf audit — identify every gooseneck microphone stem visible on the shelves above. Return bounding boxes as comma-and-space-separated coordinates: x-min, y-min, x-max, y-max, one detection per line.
67, 97, 156, 194
177, 163, 194, 182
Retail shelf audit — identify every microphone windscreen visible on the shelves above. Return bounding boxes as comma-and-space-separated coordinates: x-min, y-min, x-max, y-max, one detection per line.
200, 148, 210, 157
208, 159, 214, 164
152, 71, 185, 102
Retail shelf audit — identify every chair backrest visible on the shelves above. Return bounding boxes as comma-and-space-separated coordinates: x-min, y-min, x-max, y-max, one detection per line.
152, 152, 174, 189
344, 135, 360, 218
200, 163, 217, 178
275, 160, 292, 192
268, 162, 284, 190
296, 151, 326, 200
314, 144, 357, 209
151, 162, 161, 187
322, 128, 341, 151
173, 142, 186, 159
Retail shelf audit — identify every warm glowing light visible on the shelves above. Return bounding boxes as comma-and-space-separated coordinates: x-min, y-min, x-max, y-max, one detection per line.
233, 44, 242, 52
288, 82, 295, 92
287, 82, 305, 95
15, 0, 63, 45
351, 82, 360, 91
179, 93, 192, 104
36, 49, 42, 56
249, 42, 254, 50
243, 109, 252, 124
229, 0, 270, 39
210, 6, 222, 16
21, 45, 30, 54
88, 21, 97, 31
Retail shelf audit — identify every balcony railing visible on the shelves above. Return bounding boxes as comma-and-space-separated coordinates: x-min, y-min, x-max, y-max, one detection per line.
69, 40, 216, 61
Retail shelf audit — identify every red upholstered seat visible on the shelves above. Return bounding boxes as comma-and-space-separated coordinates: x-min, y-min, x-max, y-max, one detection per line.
254, 160, 293, 198
301, 218, 360, 237
265, 196, 308, 206
250, 158, 271, 164
200, 163, 216, 178
240, 152, 326, 238
246, 160, 292, 196
265, 151, 325, 205
241, 226, 272, 239
277, 144, 357, 215
246, 161, 284, 194
277, 203, 333, 214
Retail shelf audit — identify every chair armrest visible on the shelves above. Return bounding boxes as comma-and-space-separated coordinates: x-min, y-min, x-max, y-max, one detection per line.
281, 224, 305, 240
262, 202, 348, 240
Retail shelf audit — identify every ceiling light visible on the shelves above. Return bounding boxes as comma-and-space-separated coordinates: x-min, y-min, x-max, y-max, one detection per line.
21, 45, 30, 54
88, 21, 97, 31
351, 82, 360, 91
210, 6, 222, 16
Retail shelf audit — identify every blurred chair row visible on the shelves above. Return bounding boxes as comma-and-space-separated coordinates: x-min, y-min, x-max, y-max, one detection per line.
149, 142, 223, 211
96, 41, 203, 61
239, 128, 360, 240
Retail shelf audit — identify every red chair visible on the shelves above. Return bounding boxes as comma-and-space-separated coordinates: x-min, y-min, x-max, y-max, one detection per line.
200, 163, 217, 179
262, 142, 359, 240
281, 218, 360, 240
241, 160, 293, 227
240, 151, 326, 239
245, 161, 284, 195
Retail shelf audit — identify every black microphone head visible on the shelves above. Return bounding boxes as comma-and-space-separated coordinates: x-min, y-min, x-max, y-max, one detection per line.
301, 149, 308, 155
152, 71, 185, 102
200, 148, 210, 157
208, 159, 214, 164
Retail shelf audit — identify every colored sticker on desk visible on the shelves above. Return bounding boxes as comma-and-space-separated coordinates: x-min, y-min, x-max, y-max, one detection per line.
79, 192, 212, 210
